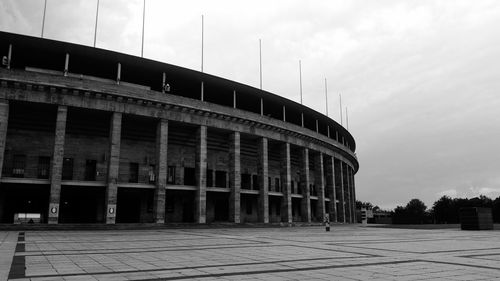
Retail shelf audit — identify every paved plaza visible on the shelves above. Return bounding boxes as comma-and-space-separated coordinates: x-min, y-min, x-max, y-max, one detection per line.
0, 225, 499, 281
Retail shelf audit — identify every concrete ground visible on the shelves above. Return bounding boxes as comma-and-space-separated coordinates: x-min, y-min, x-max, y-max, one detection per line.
0, 225, 499, 281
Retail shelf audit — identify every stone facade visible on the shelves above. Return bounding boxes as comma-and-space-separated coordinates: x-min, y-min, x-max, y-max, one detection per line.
0, 31, 358, 224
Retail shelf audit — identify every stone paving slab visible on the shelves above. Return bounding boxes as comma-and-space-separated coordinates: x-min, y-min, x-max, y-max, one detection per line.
1, 225, 499, 280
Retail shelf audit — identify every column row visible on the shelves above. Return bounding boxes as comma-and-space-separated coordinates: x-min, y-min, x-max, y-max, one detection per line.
0, 102, 357, 224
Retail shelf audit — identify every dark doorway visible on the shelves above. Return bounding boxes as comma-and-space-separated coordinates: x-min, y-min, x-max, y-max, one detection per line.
311, 200, 318, 222
0, 184, 49, 223
116, 188, 154, 223
59, 186, 105, 223
165, 190, 195, 223
292, 198, 302, 222
269, 196, 282, 223
208, 192, 229, 222
182, 200, 194, 222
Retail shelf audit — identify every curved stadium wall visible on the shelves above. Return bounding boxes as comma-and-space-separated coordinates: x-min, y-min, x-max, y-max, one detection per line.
0, 31, 358, 224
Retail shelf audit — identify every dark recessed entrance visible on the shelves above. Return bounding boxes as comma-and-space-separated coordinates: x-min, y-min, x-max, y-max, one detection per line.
59, 185, 105, 223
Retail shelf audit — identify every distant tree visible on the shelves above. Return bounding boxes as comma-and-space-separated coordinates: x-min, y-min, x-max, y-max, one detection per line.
392, 205, 407, 224
405, 199, 427, 224
356, 200, 374, 210
431, 195, 496, 224
392, 199, 429, 224
432, 196, 457, 224
493, 196, 500, 223
469, 195, 493, 208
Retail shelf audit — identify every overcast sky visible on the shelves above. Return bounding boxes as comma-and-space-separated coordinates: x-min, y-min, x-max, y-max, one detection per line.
1, 0, 499, 210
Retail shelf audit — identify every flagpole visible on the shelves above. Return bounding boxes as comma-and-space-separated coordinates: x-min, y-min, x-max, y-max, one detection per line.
41, 0, 47, 38
339, 93, 343, 125
346, 106, 349, 130
141, 0, 145, 57
299, 60, 303, 104
201, 15, 204, 72
93, 0, 100, 47
324, 78, 328, 117
259, 39, 262, 89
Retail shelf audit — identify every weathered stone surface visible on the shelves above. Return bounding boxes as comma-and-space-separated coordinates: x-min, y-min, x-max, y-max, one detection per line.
280, 143, 292, 223
195, 125, 207, 224
229, 131, 241, 223
257, 137, 269, 223
154, 119, 168, 223
106, 112, 122, 224
48, 105, 67, 224
300, 148, 311, 223
0, 99, 8, 179
314, 152, 325, 222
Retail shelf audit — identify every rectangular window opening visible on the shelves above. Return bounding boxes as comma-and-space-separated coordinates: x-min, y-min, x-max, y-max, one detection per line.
37, 156, 50, 179
84, 159, 97, 181
167, 166, 176, 184
129, 162, 139, 183
12, 154, 26, 178
62, 157, 74, 180
215, 170, 227, 188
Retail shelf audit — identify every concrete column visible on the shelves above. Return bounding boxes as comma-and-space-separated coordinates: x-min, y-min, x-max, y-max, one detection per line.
105, 112, 121, 224
335, 158, 345, 223
0, 99, 9, 179
257, 137, 269, 223
350, 166, 357, 223
300, 148, 311, 222
229, 131, 241, 223
280, 143, 292, 223
154, 119, 168, 223
314, 152, 326, 222
48, 106, 67, 224
195, 125, 207, 223
325, 155, 337, 222
340, 161, 346, 223
345, 163, 352, 223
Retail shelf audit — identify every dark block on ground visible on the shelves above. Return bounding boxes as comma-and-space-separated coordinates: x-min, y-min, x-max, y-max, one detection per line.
459, 207, 493, 230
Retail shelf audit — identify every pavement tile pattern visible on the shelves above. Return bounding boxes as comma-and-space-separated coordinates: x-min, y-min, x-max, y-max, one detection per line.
1, 225, 499, 280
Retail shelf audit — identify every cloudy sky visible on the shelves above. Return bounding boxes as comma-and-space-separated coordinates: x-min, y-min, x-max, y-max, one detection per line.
1, 0, 499, 210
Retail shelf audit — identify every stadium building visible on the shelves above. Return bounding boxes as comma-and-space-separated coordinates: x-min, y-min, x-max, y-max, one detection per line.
0, 31, 358, 224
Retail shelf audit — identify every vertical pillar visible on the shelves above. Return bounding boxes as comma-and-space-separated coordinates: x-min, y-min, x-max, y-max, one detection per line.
63, 53, 69, 76
105, 112, 121, 224
347, 165, 356, 223
345, 163, 352, 223
0, 99, 8, 178
195, 125, 207, 223
280, 143, 292, 223
340, 161, 346, 223
350, 166, 357, 223
162, 72, 166, 93
326, 155, 337, 222
335, 158, 345, 223
200, 82, 204, 101
300, 148, 311, 222
153, 119, 168, 223
116, 63, 121, 84
48, 106, 67, 224
6, 44, 12, 69
314, 152, 325, 222
229, 131, 241, 223
257, 137, 269, 223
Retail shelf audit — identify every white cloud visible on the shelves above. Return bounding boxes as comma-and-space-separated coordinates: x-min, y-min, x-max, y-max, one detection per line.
1, 0, 500, 210
437, 189, 458, 198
